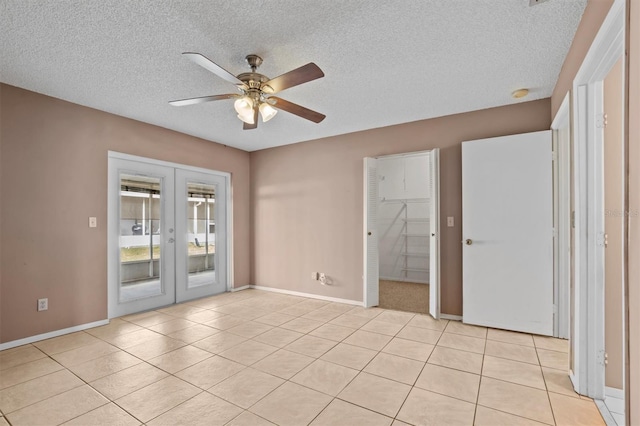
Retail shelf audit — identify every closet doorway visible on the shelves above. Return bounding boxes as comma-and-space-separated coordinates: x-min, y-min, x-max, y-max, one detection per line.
364, 149, 441, 318
108, 152, 230, 318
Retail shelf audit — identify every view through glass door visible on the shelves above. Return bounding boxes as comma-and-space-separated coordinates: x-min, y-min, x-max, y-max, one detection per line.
108, 154, 228, 318
175, 169, 227, 302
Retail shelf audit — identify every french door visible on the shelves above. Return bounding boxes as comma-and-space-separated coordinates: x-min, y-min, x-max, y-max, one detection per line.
108, 154, 229, 318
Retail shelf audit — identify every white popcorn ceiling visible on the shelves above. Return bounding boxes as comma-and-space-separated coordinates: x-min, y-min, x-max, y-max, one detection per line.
0, 0, 586, 152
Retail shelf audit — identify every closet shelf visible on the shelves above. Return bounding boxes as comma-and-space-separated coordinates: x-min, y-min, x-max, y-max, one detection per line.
401, 252, 429, 257
401, 267, 430, 272
402, 233, 430, 237
401, 218, 430, 223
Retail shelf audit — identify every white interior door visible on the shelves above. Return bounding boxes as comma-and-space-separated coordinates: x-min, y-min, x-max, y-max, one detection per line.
462, 130, 553, 335
108, 158, 176, 318
429, 149, 441, 319
364, 157, 379, 307
175, 169, 228, 302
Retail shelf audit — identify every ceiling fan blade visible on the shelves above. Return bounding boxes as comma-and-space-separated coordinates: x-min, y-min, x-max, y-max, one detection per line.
183, 52, 245, 86
262, 63, 324, 94
169, 94, 238, 107
243, 106, 259, 130
269, 97, 326, 123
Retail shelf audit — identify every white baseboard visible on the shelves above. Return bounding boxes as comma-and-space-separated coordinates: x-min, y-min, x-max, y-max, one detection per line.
0, 319, 109, 351
231, 285, 251, 292
249, 285, 362, 306
440, 314, 463, 321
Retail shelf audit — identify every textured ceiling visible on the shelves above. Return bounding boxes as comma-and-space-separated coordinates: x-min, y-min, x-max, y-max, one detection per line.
0, 0, 586, 152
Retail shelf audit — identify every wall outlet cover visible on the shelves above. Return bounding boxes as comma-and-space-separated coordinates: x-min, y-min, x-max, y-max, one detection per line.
37, 298, 48, 311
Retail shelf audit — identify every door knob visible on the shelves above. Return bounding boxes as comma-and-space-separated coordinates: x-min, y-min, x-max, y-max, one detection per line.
464, 239, 472, 245
168, 238, 175, 243
367, 231, 372, 236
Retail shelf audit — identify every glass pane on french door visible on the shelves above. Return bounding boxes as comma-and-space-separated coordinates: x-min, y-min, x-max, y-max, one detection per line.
186, 182, 216, 287
175, 169, 227, 302
108, 158, 175, 318
119, 174, 163, 301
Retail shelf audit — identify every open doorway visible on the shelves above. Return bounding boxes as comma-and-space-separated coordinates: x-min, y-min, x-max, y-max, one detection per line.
363, 150, 440, 318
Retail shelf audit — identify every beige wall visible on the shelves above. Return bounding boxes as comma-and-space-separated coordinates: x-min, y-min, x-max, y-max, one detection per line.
626, 0, 639, 423
603, 57, 624, 390
551, 0, 614, 117
0, 84, 251, 343
250, 99, 551, 314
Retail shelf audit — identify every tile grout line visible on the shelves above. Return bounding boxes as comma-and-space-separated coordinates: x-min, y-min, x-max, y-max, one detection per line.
0, 291, 593, 426
390, 320, 448, 424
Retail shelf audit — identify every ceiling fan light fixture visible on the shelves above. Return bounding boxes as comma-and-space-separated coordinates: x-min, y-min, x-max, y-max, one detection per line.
259, 102, 278, 122
234, 96, 255, 124
237, 113, 254, 124
234, 96, 253, 115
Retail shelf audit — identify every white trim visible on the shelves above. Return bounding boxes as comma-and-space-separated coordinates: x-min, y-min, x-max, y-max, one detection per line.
551, 92, 571, 339
231, 285, 251, 292
440, 314, 463, 321
226, 175, 234, 291
595, 399, 618, 426
374, 149, 433, 160
605, 387, 625, 400
0, 319, 109, 351
249, 285, 362, 306
570, 0, 625, 399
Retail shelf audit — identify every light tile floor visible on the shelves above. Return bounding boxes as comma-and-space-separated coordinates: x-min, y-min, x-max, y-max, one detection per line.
0, 289, 606, 426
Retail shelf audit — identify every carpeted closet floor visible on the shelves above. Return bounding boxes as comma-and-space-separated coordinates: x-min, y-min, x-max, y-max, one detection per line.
379, 280, 430, 315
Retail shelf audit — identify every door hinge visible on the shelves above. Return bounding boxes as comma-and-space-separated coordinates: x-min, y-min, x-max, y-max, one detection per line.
596, 113, 608, 129
552, 228, 558, 238
552, 151, 557, 162
553, 304, 558, 314
596, 232, 608, 247
596, 350, 607, 366
571, 211, 576, 228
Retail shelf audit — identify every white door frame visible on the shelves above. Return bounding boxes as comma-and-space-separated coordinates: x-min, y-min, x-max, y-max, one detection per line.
363, 150, 441, 317
108, 151, 233, 318
570, 0, 624, 399
551, 93, 571, 339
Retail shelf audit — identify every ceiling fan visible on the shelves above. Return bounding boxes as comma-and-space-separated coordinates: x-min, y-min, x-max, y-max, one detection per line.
170, 53, 326, 130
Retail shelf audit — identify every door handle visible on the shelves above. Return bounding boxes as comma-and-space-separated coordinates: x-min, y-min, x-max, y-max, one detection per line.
463, 239, 472, 245
168, 238, 175, 243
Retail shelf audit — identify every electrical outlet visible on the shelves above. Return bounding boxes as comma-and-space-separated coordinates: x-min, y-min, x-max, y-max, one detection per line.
37, 298, 48, 311
311, 272, 318, 280
89, 217, 97, 228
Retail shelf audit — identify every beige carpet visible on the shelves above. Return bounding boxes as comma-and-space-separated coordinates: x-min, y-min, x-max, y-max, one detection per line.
379, 279, 430, 314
